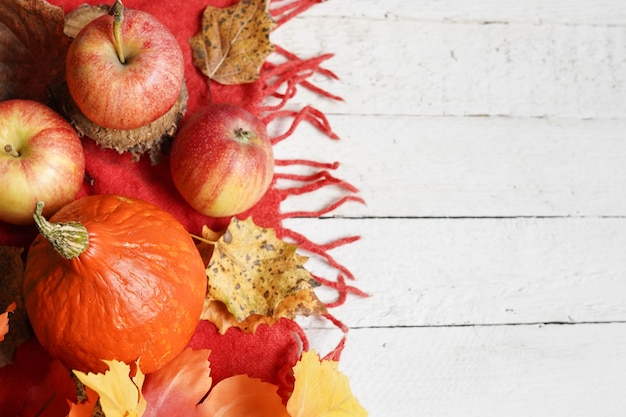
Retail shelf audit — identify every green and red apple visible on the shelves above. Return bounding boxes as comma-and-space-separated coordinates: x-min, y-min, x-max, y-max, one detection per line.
0, 99, 85, 225
65, 0, 184, 131
170, 104, 275, 218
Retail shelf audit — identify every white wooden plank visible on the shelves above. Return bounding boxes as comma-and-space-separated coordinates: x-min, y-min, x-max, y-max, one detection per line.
296, 0, 626, 25
273, 115, 626, 217
287, 217, 626, 328
305, 324, 626, 417
270, 14, 626, 118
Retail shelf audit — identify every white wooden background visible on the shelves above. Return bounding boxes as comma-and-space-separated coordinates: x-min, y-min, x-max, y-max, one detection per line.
270, 1, 626, 416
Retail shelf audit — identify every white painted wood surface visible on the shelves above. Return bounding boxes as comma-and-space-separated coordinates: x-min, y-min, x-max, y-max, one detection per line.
271, 1, 626, 416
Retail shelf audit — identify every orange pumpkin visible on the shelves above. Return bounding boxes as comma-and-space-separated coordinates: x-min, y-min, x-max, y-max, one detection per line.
23, 194, 207, 374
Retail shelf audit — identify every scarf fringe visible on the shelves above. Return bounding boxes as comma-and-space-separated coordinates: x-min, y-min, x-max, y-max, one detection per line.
279, 227, 356, 281
270, 0, 327, 28
267, 105, 340, 144
257, 0, 366, 360
275, 169, 360, 195
260, 55, 342, 115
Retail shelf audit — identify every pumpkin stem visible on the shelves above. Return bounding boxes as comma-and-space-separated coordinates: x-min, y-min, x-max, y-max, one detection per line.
33, 201, 89, 260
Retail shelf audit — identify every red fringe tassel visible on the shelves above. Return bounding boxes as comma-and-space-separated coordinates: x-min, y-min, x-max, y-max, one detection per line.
256, 0, 368, 359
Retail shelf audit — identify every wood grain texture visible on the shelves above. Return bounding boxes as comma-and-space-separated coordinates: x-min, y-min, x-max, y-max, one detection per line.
305, 324, 626, 417
271, 13, 626, 118
270, 1, 626, 415
274, 115, 626, 217
297, 0, 626, 25
289, 217, 626, 328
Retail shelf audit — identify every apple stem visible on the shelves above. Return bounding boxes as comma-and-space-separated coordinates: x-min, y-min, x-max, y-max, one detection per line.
33, 201, 89, 260
3, 144, 19, 157
110, 0, 126, 64
234, 128, 252, 144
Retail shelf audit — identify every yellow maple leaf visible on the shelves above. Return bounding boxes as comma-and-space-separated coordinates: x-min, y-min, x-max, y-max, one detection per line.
287, 350, 368, 417
204, 217, 324, 324
189, 0, 276, 85
73, 360, 147, 417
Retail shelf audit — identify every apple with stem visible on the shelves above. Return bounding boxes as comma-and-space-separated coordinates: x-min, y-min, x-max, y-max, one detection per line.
0, 99, 85, 225
65, 0, 185, 131
170, 104, 275, 218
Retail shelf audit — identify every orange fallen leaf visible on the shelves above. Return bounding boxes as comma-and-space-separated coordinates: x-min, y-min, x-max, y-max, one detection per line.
143, 348, 212, 416
198, 374, 289, 417
189, 0, 275, 85
67, 386, 98, 417
287, 350, 368, 417
204, 217, 324, 325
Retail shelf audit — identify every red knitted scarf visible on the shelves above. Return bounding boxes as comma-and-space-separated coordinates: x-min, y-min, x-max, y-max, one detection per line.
0, 0, 365, 414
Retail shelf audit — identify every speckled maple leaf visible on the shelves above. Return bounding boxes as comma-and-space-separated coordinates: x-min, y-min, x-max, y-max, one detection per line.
189, 0, 275, 85
203, 217, 325, 325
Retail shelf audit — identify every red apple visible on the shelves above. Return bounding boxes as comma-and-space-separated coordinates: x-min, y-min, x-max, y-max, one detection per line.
65, 0, 184, 130
170, 104, 275, 218
0, 99, 85, 225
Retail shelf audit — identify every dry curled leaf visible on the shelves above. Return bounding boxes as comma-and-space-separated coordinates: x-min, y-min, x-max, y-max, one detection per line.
287, 350, 368, 417
189, 0, 275, 85
63, 3, 110, 38
0, 245, 30, 366
0, 0, 71, 102
204, 217, 324, 324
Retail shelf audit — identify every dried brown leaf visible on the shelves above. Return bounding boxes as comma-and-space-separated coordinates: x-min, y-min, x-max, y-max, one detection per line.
0, 246, 30, 367
0, 0, 71, 102
189, 0, 275, 85
63, 3, 110, 38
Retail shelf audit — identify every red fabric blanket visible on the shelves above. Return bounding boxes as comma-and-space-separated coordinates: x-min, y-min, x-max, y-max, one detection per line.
0, 0, 365, 414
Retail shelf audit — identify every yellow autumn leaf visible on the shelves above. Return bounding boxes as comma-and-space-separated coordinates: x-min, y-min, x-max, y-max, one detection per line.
189, 0, 275, 85
73, 360, 147, 417
204, 217, 323, 323
287, 350, 368, 417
